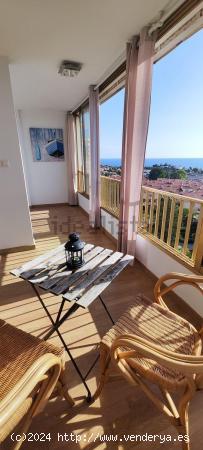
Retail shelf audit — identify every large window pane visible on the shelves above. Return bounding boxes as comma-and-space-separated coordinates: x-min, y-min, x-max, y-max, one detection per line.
100, 88, 124, 176
145, 29, 203, 198
99, 88, 125, 217
82, 108, 90, 195
75, 106, 90, 196
142, 30, 203, 261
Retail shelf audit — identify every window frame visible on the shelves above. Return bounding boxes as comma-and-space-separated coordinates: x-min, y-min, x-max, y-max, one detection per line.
75, 105, 90, 198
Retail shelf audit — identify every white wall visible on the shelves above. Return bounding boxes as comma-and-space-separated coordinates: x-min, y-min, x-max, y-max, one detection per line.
19, 109, 68, 206
136, 234, 203, 317
0, 57, 34, 250
78, 193, 89, 214
78, 193, 118, 239
101, 209, 118, 240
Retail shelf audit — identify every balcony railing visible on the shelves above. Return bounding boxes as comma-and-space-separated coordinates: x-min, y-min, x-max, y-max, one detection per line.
77, 170, 85, 193
78, 174, 203, 273
138, 186, 203, 273
77, 170, 89, 196
100, 176, 120, 218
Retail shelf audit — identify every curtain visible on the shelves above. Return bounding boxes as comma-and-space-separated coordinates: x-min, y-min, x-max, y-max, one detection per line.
118, 28, 156, 255
66, 112, 78, 205
89, 85, 100, 228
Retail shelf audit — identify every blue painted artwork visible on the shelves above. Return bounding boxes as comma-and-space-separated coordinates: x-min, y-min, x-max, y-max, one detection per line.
35, 143, 41, 160
29, 128, 64, 162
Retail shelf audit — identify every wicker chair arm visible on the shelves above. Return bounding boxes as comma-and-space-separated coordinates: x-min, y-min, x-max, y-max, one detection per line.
0, 353, 61, 430
110, 333, 203, 376
154, 272, 203, 308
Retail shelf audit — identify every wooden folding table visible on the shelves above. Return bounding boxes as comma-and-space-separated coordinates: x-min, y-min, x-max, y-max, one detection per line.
11, 242, 133, 400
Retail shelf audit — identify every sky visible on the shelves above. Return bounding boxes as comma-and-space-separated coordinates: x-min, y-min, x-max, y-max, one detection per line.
99, 28, 203, 159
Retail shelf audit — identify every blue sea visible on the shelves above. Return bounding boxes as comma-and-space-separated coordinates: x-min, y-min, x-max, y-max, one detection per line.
101, 158, 203, 169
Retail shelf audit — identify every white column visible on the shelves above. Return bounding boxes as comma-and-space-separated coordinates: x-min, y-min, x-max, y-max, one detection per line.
0, 57, 34, 250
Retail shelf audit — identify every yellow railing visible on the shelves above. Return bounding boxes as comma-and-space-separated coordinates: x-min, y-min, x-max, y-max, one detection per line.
77, 170, 84, 193
78, 175, 203, 273
138, 186, 203, 273
77, 171, 89, 196
100, 176, 120, 218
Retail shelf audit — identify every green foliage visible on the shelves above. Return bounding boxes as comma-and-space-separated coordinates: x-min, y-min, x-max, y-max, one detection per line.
148, 165, 187, 180
148, 166, 167, 180
171, 168, 187, 179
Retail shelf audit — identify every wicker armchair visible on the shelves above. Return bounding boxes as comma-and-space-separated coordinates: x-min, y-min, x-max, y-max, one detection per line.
0, 319, 74, 450
93, 273, 203, 450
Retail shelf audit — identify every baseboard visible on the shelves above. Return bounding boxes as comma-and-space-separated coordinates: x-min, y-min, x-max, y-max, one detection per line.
0, 244, 36, 254
30, 203, 69, 209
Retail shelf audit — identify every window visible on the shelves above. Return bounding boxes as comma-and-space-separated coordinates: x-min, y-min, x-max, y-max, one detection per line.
82, 107, 90, 195
75, 105, 90, 196
100, 88, 124, 176
75, 65, 125, 201
145, 29, 203, 195
140, 29, 203, 269
99, 87, 125, 217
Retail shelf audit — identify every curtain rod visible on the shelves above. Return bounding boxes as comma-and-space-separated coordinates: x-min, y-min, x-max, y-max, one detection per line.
71, 52, 126, 114
71, 95, 89, 114
72, 0, 194, 113
148, 0, 184, 35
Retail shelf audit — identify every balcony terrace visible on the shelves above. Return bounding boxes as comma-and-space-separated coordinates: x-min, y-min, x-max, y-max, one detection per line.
1, 204, 202, 450
0, 1, 203, 448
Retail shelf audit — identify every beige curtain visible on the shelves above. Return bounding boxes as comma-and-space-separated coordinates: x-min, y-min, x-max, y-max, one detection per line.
89, 85, 100, 228
67, 112, 78, 205
118, 28, 156, 255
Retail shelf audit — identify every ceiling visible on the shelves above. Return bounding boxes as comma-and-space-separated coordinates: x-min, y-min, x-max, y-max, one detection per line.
0, 0, 183, 111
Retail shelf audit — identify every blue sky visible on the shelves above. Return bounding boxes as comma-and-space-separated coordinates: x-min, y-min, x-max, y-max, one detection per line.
100, 29, 203, 159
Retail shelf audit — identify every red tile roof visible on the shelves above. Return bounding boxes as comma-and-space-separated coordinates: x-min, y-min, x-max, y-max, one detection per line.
143, 178, 203, 200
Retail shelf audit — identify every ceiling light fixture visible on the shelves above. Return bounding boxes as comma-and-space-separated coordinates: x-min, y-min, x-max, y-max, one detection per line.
58, 60, 82, 77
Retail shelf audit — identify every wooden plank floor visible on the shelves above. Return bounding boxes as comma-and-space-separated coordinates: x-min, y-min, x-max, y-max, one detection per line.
0, 205, 203, 450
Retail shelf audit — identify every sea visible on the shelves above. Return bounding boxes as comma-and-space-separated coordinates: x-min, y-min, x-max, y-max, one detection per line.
101, 158, 203, 169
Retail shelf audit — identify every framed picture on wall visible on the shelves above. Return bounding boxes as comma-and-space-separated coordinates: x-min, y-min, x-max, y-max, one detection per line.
29, 128, 64, 162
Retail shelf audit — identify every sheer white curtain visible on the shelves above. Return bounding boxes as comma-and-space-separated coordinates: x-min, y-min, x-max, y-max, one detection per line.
89, 85, 101, 228
66, 112, 78, 205
118, 28, 156, 255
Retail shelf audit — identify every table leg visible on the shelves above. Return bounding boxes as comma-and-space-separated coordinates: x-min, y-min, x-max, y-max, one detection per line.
44, 301, 80, 340
55, 297, 66, 323
30, 283, 92, 401
84, 354, 100, 380
98, 295, 115, 324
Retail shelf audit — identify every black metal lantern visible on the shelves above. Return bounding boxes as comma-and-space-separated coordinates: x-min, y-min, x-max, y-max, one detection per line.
64, 233, 85, 270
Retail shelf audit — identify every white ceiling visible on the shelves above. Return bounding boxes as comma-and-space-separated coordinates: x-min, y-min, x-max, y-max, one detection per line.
0, 0, 181, 111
